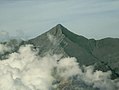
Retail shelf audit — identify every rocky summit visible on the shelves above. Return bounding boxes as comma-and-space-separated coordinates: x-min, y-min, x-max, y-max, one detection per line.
26, 24, 119, 79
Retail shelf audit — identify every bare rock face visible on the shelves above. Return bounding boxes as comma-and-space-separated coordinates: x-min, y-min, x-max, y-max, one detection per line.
26, 24, 119, 79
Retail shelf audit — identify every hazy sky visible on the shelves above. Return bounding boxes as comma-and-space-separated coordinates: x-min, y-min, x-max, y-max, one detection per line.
0, 0, 119, 40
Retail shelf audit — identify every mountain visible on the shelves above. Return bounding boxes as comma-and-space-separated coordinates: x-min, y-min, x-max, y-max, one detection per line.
26, 24, 119, 79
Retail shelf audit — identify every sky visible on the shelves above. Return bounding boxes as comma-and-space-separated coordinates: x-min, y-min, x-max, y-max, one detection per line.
0, 0, 119, 40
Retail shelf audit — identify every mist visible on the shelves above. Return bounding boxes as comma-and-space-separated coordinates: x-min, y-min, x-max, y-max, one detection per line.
0, 43, 119, 90
0, 30, 27, 42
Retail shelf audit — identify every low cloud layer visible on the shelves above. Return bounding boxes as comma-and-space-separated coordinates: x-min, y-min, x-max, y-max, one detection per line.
0, 44, 12, 54
0, 44, 119, 90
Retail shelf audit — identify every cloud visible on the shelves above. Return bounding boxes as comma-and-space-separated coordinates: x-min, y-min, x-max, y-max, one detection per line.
0, 45, 55, 90
0, 44, 119, 90
47, 34, 57, 45
57, 57, 81, 79
0, 43, 12, 54
0, 31, 9, 41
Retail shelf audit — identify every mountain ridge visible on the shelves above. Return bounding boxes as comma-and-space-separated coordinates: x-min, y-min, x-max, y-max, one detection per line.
26, 24, 119, 79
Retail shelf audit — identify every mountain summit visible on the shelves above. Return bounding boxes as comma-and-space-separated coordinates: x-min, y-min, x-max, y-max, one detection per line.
27, 24, 93, 64
27, 24, 119, 79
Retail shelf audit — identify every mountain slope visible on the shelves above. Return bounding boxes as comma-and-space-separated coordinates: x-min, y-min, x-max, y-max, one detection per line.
26, 24, 119, 79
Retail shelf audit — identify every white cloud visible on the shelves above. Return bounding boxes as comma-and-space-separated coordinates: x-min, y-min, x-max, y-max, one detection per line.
0, 44, 12, 54
0, 44, 119, 90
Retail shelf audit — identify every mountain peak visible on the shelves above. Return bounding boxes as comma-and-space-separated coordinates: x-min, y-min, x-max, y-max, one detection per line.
47, 24, 68, 36
26, 24, 119, 79
55, 24, 64, 28
53, 24, 67, 31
